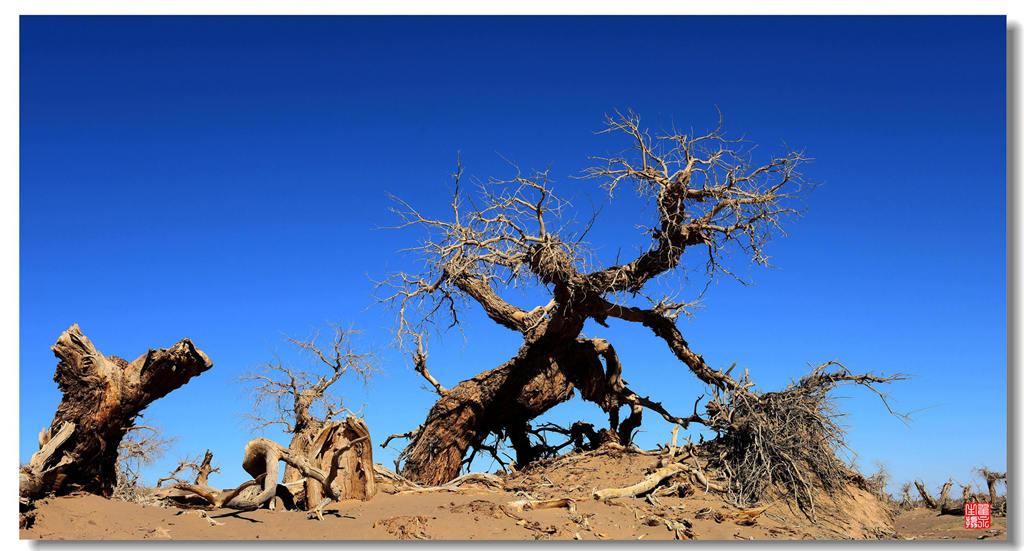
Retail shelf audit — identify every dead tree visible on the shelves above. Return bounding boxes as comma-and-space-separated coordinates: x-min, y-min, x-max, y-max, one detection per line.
156, 449, 219, 488
915, 480, 938, 509
898, 482, 913, 509
864, 462, 892, 504
702, 362, 903, 518
113, 424, 177, 500
20, 324, 212, 501
238, 323, 377, 508
301, 416, 376, 508
962, 483, 973, 502
975, 467, 1006, 504
939, 482, 973, 516
937, 478, 953, 510
379, 111, 904, 488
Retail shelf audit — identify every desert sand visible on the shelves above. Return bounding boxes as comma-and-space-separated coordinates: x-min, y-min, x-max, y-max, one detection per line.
21, 445, 1004, 541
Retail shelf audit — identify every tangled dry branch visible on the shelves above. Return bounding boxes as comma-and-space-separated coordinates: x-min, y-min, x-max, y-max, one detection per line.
703, 361, 906, 519
238, 323, 378, 435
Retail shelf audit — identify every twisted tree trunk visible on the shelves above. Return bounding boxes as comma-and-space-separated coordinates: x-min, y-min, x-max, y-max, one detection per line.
400, 351, 572, 485
401, 335, 619, 486
398, 308, 724, 486
20, 324, 212, 499
280, 395, 321, 489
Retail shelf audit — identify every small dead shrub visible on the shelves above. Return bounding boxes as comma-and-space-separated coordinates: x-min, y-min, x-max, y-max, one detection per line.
704, 361, 904, 520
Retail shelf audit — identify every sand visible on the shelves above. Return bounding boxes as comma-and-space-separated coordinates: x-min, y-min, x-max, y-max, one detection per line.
19, 447, 1005, 541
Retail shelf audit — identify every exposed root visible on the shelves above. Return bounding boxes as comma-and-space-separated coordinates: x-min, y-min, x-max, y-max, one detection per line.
173, 474, 267, 508
172, 432, 372, 519
397, 472, 505, 494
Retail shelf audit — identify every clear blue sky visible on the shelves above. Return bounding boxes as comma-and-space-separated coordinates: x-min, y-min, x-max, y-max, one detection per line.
20, 16, 1005, 495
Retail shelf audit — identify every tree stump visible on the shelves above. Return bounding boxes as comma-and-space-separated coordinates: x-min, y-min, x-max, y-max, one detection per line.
20, 324, 212, 499
304, 417, 376, 508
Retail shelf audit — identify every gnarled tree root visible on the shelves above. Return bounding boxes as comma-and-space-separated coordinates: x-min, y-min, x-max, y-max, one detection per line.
174, 422, 375, 519
174, 474, 267, 508
396, 472, 505, 494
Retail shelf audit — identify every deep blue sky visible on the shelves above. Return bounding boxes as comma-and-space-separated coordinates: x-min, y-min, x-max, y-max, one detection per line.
20, 16, 1005, 495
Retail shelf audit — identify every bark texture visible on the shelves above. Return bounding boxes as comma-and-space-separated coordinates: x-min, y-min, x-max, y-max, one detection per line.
400, 342, 576, 486
281, 391, 321, 487
21, 324, 212, 498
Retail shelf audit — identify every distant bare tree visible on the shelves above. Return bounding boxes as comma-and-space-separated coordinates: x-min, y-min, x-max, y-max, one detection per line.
156, 449, 219, 488
898, 482, 913, 509
379, 110, 905, 498
865, 461, 892, 503
238, 323, 378, 487
974, 466, 1006, 504
113, 424, 177, 501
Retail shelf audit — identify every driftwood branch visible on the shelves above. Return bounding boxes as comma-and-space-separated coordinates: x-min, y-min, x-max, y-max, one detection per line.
594, 464, 686, 500
174, 474, 267, 508
506, 498, 577, 513
397, 472, 505, 494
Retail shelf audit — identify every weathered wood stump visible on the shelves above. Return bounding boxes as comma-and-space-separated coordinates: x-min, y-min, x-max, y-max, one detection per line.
304, 417, 376, 507
20, 324, 212, 500
171, 417, 376, 516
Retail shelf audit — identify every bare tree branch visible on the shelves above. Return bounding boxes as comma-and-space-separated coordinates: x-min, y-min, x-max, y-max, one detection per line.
238, 323, 378, 437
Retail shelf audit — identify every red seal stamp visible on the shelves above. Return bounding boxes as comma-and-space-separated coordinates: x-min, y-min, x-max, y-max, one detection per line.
965, 502, 991, 529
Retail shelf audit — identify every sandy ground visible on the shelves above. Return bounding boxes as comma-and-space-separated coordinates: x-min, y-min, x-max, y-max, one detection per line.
19, 447, 1006, 541
893, 508, 1006, 541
